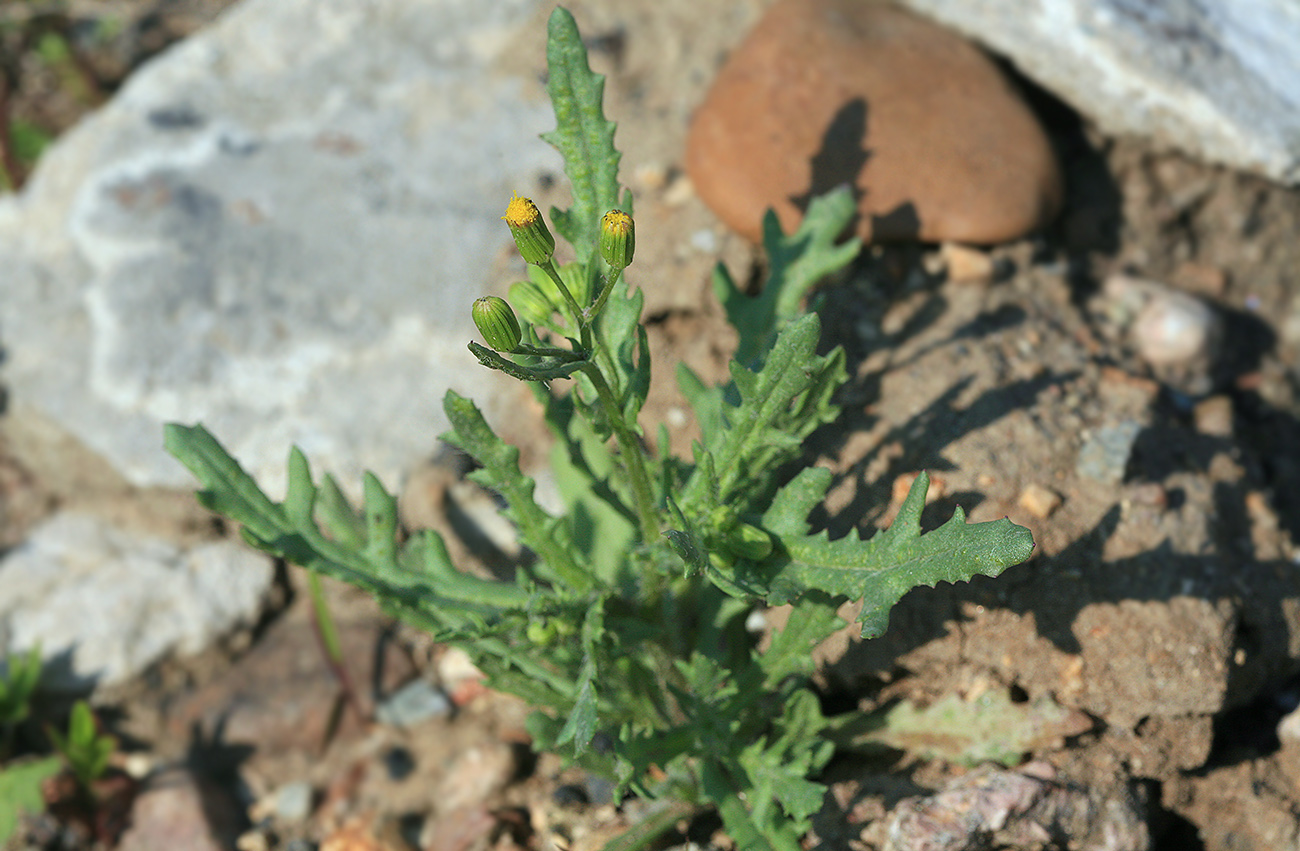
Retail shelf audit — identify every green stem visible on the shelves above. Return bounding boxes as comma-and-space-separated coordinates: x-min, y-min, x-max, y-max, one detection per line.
597, 800, 698, 851
476, 636, 578, 698
515, 342, 587, 361
307, 572, 367, 721
579, 362, 659, 543
587, 266, 623, 321
589, 318, 623, 400
308, 572, 343, 662
538, 259, 592, 350
584, 267, 626, 388
469, 341, 589, 382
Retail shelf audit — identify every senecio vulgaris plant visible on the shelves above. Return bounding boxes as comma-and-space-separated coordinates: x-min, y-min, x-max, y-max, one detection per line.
165, 8, 1034, 849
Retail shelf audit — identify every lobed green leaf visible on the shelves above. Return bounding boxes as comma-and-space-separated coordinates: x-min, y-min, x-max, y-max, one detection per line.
680, 313, 845, 518
541, 7, 631, 264
763, 469, 1035, 638
165, 422, 529, 637
0, 756, 62, 844
442, 392, 591, 592
716, 187, 859, 369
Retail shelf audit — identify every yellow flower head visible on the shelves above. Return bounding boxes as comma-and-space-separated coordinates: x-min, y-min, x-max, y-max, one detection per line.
502, 193, 555, 265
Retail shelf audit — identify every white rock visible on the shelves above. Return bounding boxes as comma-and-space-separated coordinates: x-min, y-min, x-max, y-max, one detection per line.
1101, 275, 1222, 394
271, 781, 315, 824
1134, 289, 1219, 370
435, 645, 484, 691
898, 0, 1300, 184
0, 512, 274, 692
0, 0, 555, 498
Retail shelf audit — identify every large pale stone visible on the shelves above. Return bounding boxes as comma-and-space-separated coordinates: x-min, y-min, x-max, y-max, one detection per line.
685, 0, 1062, 244
0, 512, 274, 693
0, 0, 555, 497
899, 0, 1300, 185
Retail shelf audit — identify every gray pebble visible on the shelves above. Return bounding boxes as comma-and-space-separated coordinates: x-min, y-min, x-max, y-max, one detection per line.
273, 781, 314, 824
375, 679, 452, 728
1077, 421, 1143, 486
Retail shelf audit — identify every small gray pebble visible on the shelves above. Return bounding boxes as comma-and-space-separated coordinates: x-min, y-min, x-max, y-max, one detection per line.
1077, 421, 1143, 486
375, 679, 452, 728
273, 781, 314, 823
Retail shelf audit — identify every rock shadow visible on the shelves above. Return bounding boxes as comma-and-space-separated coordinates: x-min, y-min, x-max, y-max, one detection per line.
181, 716, 255, 844
1000, 56, 1123, 262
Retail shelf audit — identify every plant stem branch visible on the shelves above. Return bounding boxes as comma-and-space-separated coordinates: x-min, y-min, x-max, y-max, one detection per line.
580, 362, 659, 543
515, 342, 586, 361
539, 259, 592, 350
587, 266, 622, 321
307, 572, 368, 723
0, 71, 24, 191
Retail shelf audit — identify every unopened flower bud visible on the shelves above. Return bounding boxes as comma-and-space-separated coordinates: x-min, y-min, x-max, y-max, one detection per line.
503, 193, 556, 266
472, 296, 522, 352
724, 522, 773, 561
599, 209, 635, 270
508, 280, 553, 327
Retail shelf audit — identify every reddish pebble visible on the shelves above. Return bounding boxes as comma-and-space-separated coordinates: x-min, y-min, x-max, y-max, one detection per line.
686, 0, 1062, 244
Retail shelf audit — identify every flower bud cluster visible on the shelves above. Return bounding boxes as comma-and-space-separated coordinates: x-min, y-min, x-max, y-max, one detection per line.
472, 196, 636, 351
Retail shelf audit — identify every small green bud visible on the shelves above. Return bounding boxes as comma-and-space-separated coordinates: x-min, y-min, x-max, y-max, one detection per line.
503, 193, 556, 266
526, 620, 556, 644
472, 296, 522, 352
709, 505, 772, 561
599, 209, 635, 270
529, 261, 594, 307
509, 280, 554, 327
724, 522, 773, 561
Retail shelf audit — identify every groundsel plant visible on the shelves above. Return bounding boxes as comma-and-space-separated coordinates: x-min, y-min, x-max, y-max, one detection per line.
165, 8, 1034, 849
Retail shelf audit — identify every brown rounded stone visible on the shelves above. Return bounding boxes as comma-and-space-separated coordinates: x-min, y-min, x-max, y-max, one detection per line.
685, 0, 1063, 244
